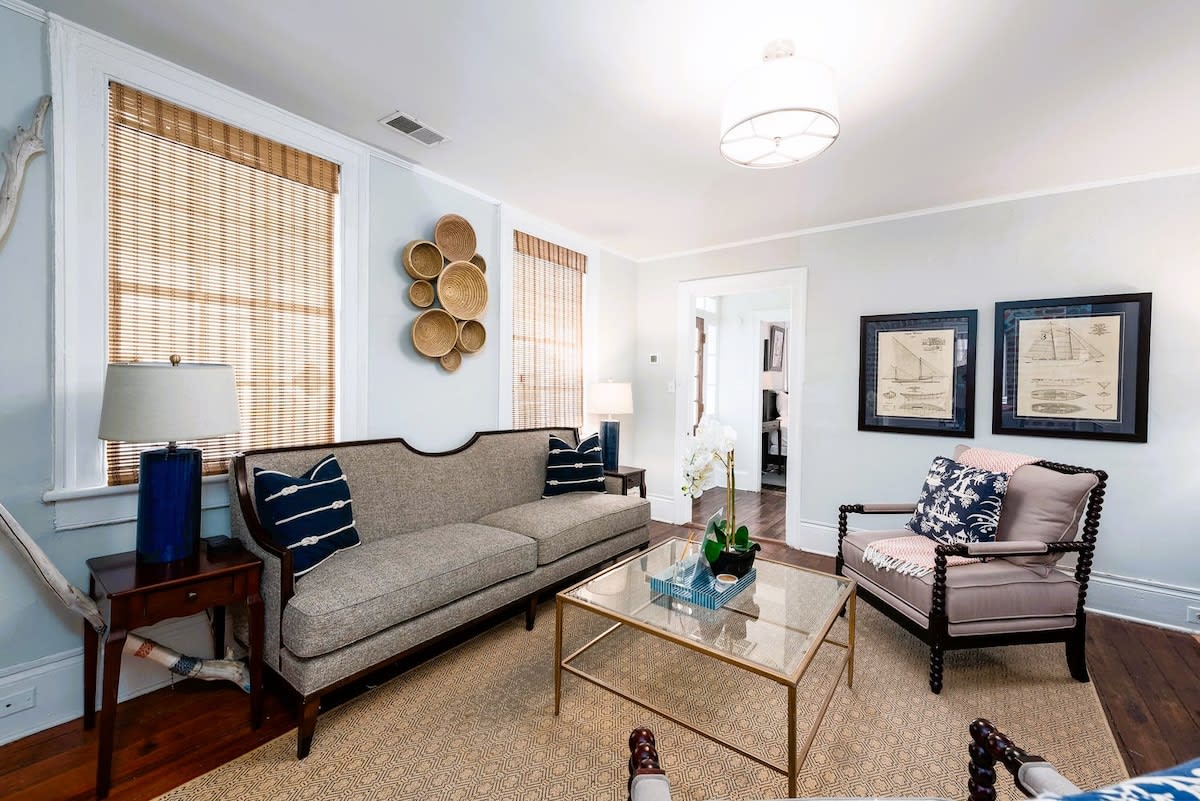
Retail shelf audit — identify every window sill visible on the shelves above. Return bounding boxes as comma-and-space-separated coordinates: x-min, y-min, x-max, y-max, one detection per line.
43, 475, 231, 533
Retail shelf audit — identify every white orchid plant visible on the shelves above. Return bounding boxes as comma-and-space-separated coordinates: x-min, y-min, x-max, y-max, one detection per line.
681, 415, 753, 562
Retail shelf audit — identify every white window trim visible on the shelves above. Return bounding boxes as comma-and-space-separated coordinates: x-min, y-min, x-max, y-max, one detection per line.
44, 16, 370, 509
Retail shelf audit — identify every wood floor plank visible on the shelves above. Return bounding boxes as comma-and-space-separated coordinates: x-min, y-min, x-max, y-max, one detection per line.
1, 491, 1195, 800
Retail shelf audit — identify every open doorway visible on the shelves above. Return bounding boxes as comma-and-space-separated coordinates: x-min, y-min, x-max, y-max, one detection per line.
685, 291, 792, 541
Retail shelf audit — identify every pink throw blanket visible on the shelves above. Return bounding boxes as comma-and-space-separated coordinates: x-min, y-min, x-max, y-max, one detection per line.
862, 448, 1040, 578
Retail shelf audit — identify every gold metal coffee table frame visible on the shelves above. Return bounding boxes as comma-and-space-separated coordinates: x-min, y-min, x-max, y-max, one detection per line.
554, 539, 856, 797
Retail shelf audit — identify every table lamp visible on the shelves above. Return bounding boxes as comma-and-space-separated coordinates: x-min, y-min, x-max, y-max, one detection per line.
99, 356, 240, 563
589, 381, 633, 472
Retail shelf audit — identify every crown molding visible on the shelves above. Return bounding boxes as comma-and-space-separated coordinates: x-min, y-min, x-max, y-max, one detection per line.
0, 0, 47, 22
638, 165, 1200, 264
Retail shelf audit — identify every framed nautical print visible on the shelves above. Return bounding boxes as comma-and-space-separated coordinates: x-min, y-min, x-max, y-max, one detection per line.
858, 309, 977, 436
993, 293, 1152, 442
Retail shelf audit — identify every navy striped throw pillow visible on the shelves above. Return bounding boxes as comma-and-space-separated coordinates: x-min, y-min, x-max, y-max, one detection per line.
543, 434, 606, 497
253, 455, 361, 578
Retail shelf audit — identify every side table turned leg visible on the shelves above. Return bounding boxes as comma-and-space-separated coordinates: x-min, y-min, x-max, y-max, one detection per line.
96, 626, 126, 799
83, 577, 98, 731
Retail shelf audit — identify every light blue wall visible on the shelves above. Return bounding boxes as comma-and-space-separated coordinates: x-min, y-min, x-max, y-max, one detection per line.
367, 156, 502, 451
0, 6, 71, 670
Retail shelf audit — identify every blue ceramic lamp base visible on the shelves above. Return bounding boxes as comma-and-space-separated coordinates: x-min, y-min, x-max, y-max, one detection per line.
600, 420, 620, 472
136, 446, 202, 563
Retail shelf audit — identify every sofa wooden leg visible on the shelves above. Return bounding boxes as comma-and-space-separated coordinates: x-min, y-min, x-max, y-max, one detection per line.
525, 595, 537, 631
297, 695, 320, 759
1066, 630, 1089, 683
929, 643, 944, 694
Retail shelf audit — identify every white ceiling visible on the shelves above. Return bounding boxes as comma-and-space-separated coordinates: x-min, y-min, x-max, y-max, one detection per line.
33, 0, 1200, 260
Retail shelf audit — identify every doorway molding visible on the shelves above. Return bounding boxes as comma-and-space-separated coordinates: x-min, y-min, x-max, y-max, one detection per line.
672, 268, 807, 549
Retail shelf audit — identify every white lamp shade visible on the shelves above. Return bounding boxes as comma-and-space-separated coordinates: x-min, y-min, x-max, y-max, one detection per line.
720, 49, 839, 169
589, 382, 633, 416
99, 362, 241, 442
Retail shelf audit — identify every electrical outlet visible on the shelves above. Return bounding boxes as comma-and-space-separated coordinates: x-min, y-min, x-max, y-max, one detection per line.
0, 687, 35, 718
1187, 606, 1200, 626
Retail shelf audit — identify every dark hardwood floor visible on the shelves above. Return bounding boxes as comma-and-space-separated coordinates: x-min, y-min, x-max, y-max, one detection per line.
691, 486, 786, 539
1, 491, 1196, 800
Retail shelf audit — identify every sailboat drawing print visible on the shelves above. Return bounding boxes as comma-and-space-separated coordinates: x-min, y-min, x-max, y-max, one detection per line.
876, 329, 955, 420
1016, 314, 1121, 421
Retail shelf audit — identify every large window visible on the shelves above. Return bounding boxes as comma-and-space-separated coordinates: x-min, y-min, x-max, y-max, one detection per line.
511, 230, 587, 428
105, 82, 340, 484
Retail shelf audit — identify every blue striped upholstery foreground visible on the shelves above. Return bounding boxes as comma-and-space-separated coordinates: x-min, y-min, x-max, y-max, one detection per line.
254, 455, 361, 578
542, 434, 606, 497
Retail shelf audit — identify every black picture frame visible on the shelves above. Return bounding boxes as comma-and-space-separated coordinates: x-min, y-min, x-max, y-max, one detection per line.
859, 309, 977, 437
767, 325, 785, 371
993, 293, 1151, 442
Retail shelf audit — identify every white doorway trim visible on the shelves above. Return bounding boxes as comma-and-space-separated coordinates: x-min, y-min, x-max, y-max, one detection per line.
672, 268, 808, 549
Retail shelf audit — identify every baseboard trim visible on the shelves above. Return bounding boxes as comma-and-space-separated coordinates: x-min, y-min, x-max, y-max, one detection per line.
0, 614, 215, 746
647, 493, 679, 524
1085, 571, 1200, 634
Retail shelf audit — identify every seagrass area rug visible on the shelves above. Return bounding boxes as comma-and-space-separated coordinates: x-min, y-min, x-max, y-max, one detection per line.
156, 602, 1126, 801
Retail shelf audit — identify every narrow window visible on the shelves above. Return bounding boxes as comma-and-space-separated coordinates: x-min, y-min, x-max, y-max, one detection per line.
511, 231, 587, 428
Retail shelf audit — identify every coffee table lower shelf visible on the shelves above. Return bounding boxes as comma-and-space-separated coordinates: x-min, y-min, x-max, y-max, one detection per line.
553, 589, 856, 797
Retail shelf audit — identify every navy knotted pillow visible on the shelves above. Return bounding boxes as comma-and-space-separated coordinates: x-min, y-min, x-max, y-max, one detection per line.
907, 456, 1008, 544
254, 454, 361, 578
543, 434, 606, 497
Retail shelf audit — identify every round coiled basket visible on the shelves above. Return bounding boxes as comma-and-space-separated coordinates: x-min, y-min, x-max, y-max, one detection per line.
439, 348, 463, 373
438, 261, 488, 320
402, 240, 444, 281
456, 319, 487, 353
411, 308, 458, 357
434, 214, 477, 262
408, 279, 434, 308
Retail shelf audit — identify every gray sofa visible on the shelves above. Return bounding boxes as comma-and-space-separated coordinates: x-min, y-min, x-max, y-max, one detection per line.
229, 427, 651, 757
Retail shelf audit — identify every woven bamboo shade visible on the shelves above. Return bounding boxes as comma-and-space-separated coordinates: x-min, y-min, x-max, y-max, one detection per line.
511, 230, 586, 429
106, 82, 339, 485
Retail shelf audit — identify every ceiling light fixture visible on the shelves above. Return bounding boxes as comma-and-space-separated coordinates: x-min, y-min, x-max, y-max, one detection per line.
719, 39, 840, 169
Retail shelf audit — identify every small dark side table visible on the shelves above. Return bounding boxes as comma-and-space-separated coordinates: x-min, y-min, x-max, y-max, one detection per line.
605, 465, 647, 498
84, 545, 264, 798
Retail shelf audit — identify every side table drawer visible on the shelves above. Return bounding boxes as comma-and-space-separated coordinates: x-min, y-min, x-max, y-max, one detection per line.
144, 576, 237, 621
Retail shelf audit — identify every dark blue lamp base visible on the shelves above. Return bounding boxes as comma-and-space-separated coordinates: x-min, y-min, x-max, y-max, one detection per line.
136, 446, 202, 563
600, 420, 620, 472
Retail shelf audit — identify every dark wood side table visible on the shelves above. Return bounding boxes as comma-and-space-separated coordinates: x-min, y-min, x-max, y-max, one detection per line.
605, 465, 647, 498
83, 545, 264, 798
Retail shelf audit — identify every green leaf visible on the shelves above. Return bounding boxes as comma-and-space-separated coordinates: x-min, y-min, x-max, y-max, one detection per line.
705, 516, 721, 537
702, 537, 723, 563
733, 525, 751, 550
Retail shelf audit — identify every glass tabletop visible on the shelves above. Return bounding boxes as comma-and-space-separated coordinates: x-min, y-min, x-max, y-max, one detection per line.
561, 538, 854, 682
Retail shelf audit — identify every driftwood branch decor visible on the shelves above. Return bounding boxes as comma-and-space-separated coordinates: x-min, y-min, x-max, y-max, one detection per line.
0, 501, 250, 691
0, 95, 50, 249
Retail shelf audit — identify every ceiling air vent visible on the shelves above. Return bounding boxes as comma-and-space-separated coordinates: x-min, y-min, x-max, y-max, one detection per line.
379, 111, 448, 147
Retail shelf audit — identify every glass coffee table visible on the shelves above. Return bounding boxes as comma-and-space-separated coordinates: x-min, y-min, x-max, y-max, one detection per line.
555, 538, 856, 797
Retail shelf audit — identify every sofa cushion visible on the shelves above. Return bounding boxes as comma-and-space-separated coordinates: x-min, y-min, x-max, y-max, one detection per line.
993, 465, 1098, 575
478, 492, 650, 565
253, 454, 361, 578
543, 433, 606, 497
908, 456, 1007, 544
282, 523, 536, 658
842, 530, 1078, 624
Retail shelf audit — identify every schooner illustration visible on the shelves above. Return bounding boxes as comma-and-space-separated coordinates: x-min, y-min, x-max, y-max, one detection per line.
885, 339, 945, 382
1024, 323, 1104, 362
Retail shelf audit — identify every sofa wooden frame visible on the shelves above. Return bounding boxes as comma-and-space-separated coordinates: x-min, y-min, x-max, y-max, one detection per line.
231, 426, 649, 758
835, 460, 1107, 694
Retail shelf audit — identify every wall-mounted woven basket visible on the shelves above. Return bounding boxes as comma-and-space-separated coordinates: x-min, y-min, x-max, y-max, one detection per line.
403, 240, 444, 280
438, 261, 488, 320
411, 308, 458, 358
456, 319, 486, 353
434, 214, 477, 262
469, 253, 487, 273
408, 279, 434, 308
439, 348, 463, 373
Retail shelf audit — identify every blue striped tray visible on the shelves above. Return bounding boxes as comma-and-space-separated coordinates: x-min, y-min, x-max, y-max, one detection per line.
650, 555, 756, 610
